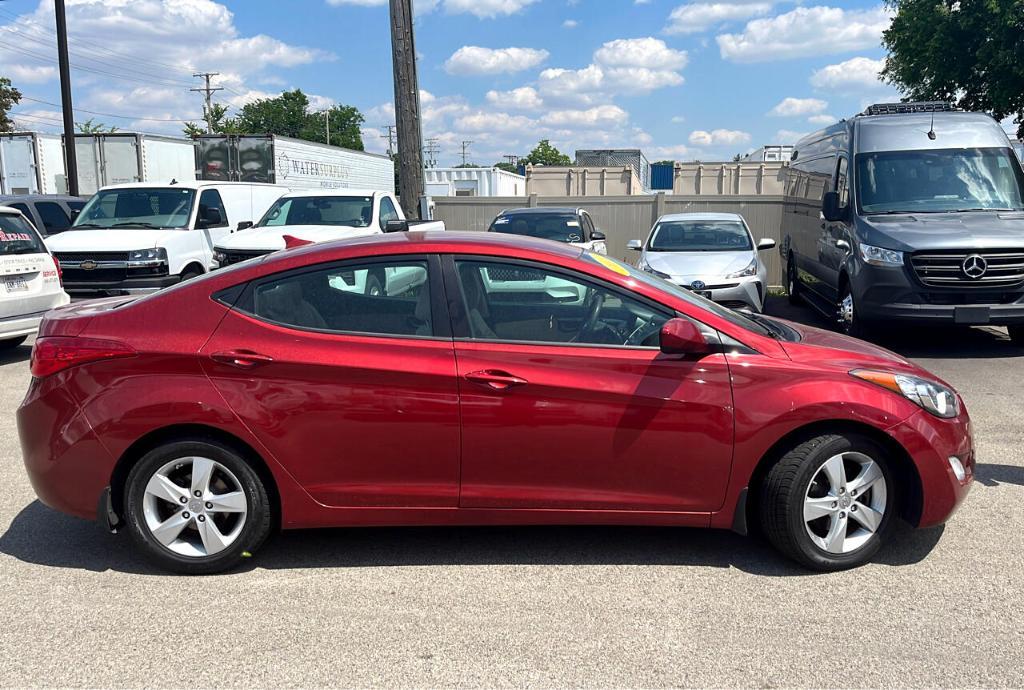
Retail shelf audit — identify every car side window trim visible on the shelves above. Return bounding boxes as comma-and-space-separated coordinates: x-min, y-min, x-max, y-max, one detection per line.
231, 253, 453, 341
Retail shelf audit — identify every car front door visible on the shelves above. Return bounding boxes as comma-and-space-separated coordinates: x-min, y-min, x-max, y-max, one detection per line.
445, 256, 735, 513
202, 254, 461, 508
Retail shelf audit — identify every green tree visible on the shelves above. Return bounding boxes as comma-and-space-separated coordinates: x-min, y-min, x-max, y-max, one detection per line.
0, 77, 23, 133
299, 104, 365, 150
882, 0, 1024, 138
233, 89, 310, 138
493, 161, 519, 173
76, 118, 118, 134
521, 139, 572, 166
183, 103, 234, 138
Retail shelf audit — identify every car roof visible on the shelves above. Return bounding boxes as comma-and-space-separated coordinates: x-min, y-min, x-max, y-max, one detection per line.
498, 207, 580, 216
656, 212, 745, 223
96, 181, 287, 192
278, 189, 384, 198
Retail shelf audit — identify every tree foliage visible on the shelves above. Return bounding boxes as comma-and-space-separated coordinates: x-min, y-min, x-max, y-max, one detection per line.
521, 139, 572, 166
183, 89, 364, 149
77, 118, 118, 134
493, 161, 519, 173
882, 0, 1024, 137
0, 77, 23, 133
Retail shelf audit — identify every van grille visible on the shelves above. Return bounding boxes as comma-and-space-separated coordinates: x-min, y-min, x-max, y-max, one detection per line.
54, 251, 129, 263
218, 249, 271, 266
910, 250, 1024, 288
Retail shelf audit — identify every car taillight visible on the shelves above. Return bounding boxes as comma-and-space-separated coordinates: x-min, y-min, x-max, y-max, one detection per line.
31, 336, 136, 378
51, 254, 62, 284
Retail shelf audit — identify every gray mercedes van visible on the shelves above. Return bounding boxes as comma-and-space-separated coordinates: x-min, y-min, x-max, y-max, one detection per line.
780, 102, 1024, 344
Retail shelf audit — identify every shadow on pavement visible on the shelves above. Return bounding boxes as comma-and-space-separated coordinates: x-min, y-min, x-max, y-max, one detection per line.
975, 463, 1024, 487
763, 296, 1024, 360
0, 499, 944, 577
0, 342, 32, 366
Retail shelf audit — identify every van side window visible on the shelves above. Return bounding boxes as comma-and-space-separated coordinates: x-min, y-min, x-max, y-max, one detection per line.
36, 202, 72, 233
835, 158, 849, 209
379, 197, 401, 225
198, 189, 228, 227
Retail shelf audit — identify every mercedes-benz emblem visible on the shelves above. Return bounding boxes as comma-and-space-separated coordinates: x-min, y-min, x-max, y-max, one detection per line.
690, 280, 706, 291
962, 254, 987, 280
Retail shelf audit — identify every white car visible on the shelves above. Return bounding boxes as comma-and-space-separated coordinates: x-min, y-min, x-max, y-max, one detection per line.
0, 205, 69, 348
628, 212, 775, 312
487, 207, 608, 254
45, 181, 288, 295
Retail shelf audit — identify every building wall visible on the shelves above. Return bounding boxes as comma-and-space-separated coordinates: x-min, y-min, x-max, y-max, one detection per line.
434, 192, 787, 286
525, 166, 644, 197
424, 167, 526, 196
672, 161, 788, 196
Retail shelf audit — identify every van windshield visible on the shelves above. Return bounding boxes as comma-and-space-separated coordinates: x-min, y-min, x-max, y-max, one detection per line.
0, 213, 47, 255
257, 196, 374, 228
857, 147, 1024, 214
72, 188, 195, 229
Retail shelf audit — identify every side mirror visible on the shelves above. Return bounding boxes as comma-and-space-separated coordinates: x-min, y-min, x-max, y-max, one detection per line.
590, 230, 606, 241
200, 206, 223, 226
236, 220, 253, 232
757, 238, 777, 251
627, 239, 643, 251
822, 191, 846, 223
69, 208, 81, 220
384, 219, 409, 233
659, 318, 708, 356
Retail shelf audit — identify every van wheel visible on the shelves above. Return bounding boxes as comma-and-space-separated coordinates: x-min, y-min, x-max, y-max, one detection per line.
0, 336, 28, 349
1009, 325, 1024, 346
124, 439, 272, 574
838, 283, 871, 339
179, 267, 203, 283
786, 258, 802, 305
760, 432, 896, 571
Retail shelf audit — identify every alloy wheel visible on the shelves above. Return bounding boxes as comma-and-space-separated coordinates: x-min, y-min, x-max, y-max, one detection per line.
803, 451, 888, 554
838, 290, 855, 333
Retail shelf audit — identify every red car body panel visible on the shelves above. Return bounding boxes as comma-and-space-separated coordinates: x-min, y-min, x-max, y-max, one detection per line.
17, 232, 974, 535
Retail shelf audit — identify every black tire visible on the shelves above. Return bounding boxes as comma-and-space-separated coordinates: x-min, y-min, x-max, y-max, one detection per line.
0, 335, 28, 349
124, 439, 272, 575
1009, 325, 1024, 346
837, 282, 872, 339
364, 273, 384, 296
179, 267, 203, 283
759, 432, 897, 571
786, 256, 802, 305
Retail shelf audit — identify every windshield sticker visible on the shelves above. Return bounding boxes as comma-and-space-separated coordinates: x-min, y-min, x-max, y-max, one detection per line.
565, 220, 580, 227
589, 253, 630, 276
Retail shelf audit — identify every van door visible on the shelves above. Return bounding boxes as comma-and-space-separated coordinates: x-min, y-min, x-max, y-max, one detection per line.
196, 189, 230, 268
820, 156, 852, 302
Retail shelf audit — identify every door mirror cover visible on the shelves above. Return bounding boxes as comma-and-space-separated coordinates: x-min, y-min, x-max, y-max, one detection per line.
757, 238, 777, 251
384, 219, 409, 233
590, 230, 606, 241
659, 318, 708, 355
821, 191, 845, 222
627, 239, 643, 251
236, 220, 253, 231
200, 206, 223, 226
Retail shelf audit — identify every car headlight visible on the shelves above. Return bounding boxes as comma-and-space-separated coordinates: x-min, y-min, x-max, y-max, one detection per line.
859, 243, 903, 266
727, 257, 758, 278
213, 251, 227, 264
851, 369, 960, 418
127, 248, 166, 262
638, 260, 671, 280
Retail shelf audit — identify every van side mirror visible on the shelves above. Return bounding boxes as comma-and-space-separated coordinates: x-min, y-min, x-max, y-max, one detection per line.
659, 318, 708, 355
236, 220, 253, 232
627, 239, 643, 251
384, 219, 409, 233
199, 206, 223, 226
822, 191, 846, 222
590, 230, 606, 241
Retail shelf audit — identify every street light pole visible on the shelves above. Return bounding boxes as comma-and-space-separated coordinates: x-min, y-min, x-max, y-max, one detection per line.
54, 0, 78, 196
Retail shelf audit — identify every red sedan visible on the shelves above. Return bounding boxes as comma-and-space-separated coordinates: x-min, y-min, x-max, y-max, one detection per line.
18, 232, 974, 574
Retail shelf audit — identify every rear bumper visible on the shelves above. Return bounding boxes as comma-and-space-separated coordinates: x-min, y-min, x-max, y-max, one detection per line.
0, 294, 71, 340
887, 408, 974, 528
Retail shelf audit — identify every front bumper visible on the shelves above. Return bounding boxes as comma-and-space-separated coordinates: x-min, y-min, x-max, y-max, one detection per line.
668, 276, 764, 312
887, 408, 974, 528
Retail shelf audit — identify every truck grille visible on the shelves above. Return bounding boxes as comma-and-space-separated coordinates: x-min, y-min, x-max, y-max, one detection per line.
218, 249, 271, 266
910, 249, 1024, 288
54, 251, 129, 263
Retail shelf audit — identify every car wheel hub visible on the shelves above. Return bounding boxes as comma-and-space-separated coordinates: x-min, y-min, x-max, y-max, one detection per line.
803, 451, 887, 554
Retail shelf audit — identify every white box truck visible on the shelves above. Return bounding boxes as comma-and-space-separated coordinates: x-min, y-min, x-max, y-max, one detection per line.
196, 134, 394, 193
0, 132, 65, 194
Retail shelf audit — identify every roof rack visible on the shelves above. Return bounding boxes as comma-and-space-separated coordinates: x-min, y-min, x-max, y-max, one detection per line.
860, 101, 957, 116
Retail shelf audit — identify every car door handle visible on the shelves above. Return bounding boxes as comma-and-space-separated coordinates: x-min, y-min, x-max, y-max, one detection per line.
210, 350, 274, 369
464, 370, 528, 391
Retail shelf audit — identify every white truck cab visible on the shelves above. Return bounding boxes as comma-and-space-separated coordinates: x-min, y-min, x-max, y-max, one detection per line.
213, 189, 445, 267
44, 181, 287, 294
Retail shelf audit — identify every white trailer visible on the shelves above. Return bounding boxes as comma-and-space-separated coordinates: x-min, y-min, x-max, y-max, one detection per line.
0, 132, 65, 194
195, 134, 394, 193
424, 167, 526, 197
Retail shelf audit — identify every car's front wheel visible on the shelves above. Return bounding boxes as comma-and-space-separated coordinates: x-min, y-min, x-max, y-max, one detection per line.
124, 439, 271, 574
760, 432, 896, 571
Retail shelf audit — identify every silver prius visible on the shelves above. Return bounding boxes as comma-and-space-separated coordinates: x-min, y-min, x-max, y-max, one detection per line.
628, 212, 775, 312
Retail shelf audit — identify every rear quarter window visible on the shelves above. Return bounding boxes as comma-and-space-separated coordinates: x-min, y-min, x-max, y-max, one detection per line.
0, 214, 47, 255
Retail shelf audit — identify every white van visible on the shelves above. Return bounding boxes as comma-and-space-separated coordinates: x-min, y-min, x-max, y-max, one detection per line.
45, 181, 287, 294
0, 205, 69, 348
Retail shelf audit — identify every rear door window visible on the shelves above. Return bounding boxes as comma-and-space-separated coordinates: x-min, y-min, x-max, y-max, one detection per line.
0, 213, 47, 255
36, 202, 72, 233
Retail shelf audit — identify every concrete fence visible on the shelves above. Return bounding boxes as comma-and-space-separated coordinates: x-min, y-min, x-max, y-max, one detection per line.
433, 192, 788, 286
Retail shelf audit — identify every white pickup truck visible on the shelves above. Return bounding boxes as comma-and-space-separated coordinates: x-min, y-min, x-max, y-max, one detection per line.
45, 181, 287, 294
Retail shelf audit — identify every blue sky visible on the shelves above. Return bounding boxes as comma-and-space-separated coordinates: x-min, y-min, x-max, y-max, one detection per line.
1, 0, 903, 165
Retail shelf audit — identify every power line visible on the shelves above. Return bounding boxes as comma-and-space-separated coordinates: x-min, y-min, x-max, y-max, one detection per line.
423, 138, 440, 168
18, 95, 194, 122
459, 140, 473, 166
380, 125, 396, 157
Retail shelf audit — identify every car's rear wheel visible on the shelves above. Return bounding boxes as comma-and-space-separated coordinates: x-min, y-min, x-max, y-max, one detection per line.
760, 432, 896, 571
786, 257, 802, 305
124, 439, 271, 574
1009, 325, 1024, 346
0, 335, 27, 349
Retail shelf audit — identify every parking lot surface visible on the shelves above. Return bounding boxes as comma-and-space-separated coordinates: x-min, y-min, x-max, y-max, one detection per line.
1, 298, 1022, 688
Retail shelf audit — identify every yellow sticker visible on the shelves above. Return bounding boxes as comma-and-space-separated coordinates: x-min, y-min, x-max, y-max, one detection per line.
590, 253, 630, 276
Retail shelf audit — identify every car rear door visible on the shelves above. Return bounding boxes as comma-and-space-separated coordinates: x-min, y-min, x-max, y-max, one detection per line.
444, 255, 735, 513
0, 213, 63, 319
201, 254, 462, 508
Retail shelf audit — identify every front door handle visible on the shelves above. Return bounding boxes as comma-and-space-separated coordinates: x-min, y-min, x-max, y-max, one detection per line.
210, 350, 274, 369
464, 369, 528, 391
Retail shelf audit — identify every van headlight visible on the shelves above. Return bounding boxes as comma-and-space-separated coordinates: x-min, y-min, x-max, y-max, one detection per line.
727, 257, 758, 278
213, 251, 227, 264
127, 248, 167, 263
851, 369, 960, 418
859, 243, 903, 266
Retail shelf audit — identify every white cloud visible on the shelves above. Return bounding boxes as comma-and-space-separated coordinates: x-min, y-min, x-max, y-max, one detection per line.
810, 56, 886, 89
671, 115, 686, 123
443, 0, 539, 18
774, 129, 807, 144
456, 111, 536, 133
717, 5, 893, 62
769, 97, 828, 117
665, 2, 772, 35
594, 37, 688, 70
444, 46, 549, 76
688, 128, 751, 146
5, 64, 58, 84
541, 105, 630, 128
807, 114, 837, 126
485, 87, 544, 111
563, 19, 578, 28
649, 144, 701, 159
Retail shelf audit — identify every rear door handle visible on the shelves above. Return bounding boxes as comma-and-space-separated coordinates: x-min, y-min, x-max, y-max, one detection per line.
210, 350, 274, 369
464, 369, 528, 391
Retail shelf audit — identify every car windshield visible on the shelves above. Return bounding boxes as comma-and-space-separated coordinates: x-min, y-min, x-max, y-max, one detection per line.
857, 147, 1024, 214
72, 188, 195, 229
0, 213, 47, 255
648, 220, 752, 251
257, 196, 374, 228
581, 252, 773, 338
490, 213, 584, 243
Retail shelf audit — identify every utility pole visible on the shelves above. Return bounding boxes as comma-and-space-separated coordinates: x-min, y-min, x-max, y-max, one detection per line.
323, 110, 331, 145
191, 72, 223, 134
389, 0, 425, 219
380, 125, 396, 158
459, 140, 473, 166
424, 138, 440, 168
54, 0, 78, 196
503, 154, 520, 167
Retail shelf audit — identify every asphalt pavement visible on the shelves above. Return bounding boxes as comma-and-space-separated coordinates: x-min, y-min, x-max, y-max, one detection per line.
1, 297, 1022, 687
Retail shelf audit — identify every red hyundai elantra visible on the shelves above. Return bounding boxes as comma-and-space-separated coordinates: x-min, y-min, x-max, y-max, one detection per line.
18, 232, 973, 574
